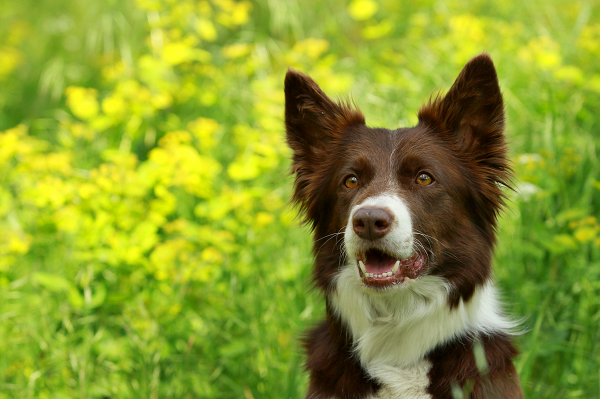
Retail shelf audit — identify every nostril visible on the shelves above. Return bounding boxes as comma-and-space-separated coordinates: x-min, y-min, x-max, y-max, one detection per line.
353, 219, 365, 235
374, 220, 389, 229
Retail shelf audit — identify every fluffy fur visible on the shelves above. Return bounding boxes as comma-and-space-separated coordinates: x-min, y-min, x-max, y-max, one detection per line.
285, 53, 523, 398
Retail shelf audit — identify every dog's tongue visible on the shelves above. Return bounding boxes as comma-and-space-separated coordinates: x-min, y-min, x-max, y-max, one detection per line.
364, 249, 397, 274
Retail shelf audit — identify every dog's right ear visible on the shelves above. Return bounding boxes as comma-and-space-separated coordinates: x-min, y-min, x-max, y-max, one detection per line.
285, 69, 364, 163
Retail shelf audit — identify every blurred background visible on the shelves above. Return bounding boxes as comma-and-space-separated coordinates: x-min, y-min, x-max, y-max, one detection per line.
1, 0, 599, 397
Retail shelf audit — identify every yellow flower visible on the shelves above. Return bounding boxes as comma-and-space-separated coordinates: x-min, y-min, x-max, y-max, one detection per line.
102, 94, 127, 117
222, 43, 251, 59
0, 124, 30, 164
362, 20, 393, 40
158, 131, 192, 147
574, 227, 597, 243
188, 117, 220, 150
53, 205, 81, 233
162, 42, 211, 65
449, 14, 485, 43
0, 46, 24, 80
348, 0, 379, 21
0, 230, 32, 268
553, 65, 584, 85
25, 152, 72, 175
65, 86, 100, 120
151, 92, 173, 109
195, 18, 217, 41
255, 212, 275, 227
578, 24, 600, 55
215, 0, 252, 27
519, 36, 562, 70
227, 156, 261, 181
293, 39, 330, 59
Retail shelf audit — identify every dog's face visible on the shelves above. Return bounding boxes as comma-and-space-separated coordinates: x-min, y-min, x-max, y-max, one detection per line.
285, 54, 510, 306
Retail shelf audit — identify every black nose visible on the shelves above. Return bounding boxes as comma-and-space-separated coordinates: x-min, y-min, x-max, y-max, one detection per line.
352, 207, 392, 240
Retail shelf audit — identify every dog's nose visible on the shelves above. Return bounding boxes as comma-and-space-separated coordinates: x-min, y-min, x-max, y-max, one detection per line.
352, 207, 392, 240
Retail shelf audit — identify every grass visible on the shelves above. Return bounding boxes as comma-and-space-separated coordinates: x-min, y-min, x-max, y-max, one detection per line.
0, 0, 599, 398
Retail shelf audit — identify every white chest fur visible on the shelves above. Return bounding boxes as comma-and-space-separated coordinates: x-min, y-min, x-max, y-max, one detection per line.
331, 266, 515, 395
368, 360, 433, 399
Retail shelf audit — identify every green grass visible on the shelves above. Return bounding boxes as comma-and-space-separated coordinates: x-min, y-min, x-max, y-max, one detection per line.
1, 0, 599, 398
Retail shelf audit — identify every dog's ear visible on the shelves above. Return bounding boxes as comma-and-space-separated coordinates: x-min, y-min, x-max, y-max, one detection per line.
285, 69, 364, 161
418, 53, 505, 149
418, 53, 508, 173
285, 69, 364, 220
418, 54, 511, 217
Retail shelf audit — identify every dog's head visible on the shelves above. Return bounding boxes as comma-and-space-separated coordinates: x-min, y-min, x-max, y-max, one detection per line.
285, 54, 511, 306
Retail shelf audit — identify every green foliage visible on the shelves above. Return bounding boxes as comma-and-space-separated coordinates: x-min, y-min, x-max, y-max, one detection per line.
1, 0, 599, 397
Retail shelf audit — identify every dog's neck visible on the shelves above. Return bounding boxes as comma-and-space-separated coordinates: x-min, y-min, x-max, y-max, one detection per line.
330, 267, 515, 371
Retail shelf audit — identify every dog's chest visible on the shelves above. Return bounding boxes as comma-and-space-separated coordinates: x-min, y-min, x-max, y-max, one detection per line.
367, 360, 432, 399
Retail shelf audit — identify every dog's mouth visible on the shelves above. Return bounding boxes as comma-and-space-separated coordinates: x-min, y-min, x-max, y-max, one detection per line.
357, 249, 427, 288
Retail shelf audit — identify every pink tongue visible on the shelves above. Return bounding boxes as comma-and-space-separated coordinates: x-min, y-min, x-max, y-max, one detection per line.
364, 249, 396, 274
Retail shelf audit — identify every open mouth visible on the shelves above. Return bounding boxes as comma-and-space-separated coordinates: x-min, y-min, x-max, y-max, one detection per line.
357, 249, 427, 288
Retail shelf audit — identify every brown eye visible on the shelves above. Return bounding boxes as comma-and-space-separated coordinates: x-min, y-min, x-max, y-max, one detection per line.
416, 173, 433, 186
345, 175, 359, 188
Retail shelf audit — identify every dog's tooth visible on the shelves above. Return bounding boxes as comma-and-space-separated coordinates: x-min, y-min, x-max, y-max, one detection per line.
386, 272, 392, 277
392, 261, 400, 274
359, 260, 366, 274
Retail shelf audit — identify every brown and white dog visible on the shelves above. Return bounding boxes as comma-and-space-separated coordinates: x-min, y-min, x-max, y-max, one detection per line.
284, 54, 523, 398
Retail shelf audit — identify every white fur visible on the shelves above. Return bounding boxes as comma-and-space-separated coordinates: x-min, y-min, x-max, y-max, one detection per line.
345, 195, 413, 260
332, 270, 515, 397
332, 269, 515, 366
334, 193, 516, 398
369, 359, 432, 399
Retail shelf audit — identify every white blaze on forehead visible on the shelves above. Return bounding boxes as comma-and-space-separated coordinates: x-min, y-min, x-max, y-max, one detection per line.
344, 194, 414, 260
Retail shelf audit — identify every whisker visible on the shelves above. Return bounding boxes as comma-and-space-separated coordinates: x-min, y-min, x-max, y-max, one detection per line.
314, 230, 344, 243
413, 229, 446, 248
414, 238, 435, 265
413, 231, 460, 262
316, 227, 346, 253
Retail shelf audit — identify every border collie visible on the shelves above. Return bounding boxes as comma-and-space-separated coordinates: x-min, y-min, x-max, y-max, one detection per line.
284, 54, 523, 398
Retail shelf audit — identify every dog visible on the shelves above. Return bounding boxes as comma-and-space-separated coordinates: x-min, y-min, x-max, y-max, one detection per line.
284, 54, 523, 398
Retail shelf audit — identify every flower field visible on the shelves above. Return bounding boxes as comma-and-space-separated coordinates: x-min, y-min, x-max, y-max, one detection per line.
1, 0, 599, 397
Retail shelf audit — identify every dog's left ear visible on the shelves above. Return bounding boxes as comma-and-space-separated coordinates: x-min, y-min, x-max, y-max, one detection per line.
418, 53, 506, 159
285, 69, 364, 159
285, 69, 364, 221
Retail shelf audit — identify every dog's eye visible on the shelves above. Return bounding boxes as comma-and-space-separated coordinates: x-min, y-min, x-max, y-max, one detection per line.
416, 173, 433, 186
344, 175, 359, 188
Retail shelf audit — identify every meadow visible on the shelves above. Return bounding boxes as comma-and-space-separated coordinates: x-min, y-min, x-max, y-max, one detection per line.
1, 0, 599, 397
